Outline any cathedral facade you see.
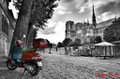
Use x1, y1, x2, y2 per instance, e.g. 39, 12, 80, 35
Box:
65, 5, 115, 44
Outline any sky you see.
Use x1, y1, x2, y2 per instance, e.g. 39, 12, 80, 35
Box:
9, 0, 120, 44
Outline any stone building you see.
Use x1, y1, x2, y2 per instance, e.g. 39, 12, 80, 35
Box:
65, 20, 90, 43
65, 5, 115, 44
0, 0, 16, 56
86, 19, 115, 39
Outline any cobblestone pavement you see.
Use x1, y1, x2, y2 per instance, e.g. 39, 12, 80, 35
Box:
0, 53, 120, 79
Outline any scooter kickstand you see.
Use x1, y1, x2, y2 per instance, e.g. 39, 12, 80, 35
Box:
20, 69, 27, 76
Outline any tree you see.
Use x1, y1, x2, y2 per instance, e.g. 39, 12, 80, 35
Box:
9, 0, 33, 56
75, 38, 81, 44
26, 24, 38, 48
13, 0, 58, 48
94, 36, 102, 43
13, 0, 58, 28
63, 38, 72, 46
63, 38, 72, 54
57, 42, 63, 47
104, 17, 120, 42
9, 0, 58, 55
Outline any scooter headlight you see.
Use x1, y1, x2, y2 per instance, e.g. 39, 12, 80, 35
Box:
32, 57, 42, 60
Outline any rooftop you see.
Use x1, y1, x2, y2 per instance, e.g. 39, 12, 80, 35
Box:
96, 19, 115, 29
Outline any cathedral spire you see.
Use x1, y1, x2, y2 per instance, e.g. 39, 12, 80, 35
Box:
114, 12, 117, 20
92, 4, 96, 28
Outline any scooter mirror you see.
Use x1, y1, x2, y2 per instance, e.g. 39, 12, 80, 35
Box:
23, 35, 26, 38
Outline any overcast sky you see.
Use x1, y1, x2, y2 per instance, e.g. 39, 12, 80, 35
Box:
10, 0, 120, 44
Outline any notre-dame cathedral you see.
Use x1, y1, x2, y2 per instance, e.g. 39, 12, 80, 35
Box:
65, 5, 115, 44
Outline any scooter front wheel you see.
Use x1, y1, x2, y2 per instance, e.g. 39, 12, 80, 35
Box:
6, 61, 17, 70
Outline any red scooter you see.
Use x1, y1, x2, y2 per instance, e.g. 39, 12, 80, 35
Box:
6, 38, 48, 76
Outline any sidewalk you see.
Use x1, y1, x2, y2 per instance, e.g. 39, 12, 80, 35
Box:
0, 55, 8, 62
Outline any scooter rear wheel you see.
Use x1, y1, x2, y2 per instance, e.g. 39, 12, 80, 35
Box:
6, 61, 17, 70
29, 63, 40, 76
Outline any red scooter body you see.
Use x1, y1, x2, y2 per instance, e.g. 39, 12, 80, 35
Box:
8, 50, 41, 67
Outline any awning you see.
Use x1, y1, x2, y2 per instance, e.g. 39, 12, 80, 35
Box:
94, 41, 114, 46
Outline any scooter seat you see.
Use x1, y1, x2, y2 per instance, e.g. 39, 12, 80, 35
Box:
12, 59, 21, 64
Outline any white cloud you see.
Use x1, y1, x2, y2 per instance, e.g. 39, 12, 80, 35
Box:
57, 10, 66, 15
46, 21, 57, 27
38, 21, 57, 35
97, 12, 115, 21
55, 4, 72, 15
78, 6, 86, 13
37, 21, 65, 44
57, 10, 72, 15
76, 0, 120, 13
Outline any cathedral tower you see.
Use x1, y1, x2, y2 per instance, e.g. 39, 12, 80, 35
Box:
65, 21, 75, 39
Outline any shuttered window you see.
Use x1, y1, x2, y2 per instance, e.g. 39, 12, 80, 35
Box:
2, 15, 9, 35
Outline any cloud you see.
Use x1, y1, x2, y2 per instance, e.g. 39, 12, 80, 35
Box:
55, 2, 72, 15
97, 1, 120, 15
57, 10, 72, 15
78, 6, 86, 13
62, 0, 74, 3
97, 11, 115, 22
38, 27, 56, 35
75, 0, 120, 14
37, 21, 65, 44
38, 21, 57, 35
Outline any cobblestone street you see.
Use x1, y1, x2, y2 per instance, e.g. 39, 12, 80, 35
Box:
0, 51, 120, 79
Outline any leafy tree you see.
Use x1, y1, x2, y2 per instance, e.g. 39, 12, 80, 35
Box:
13, 0, 58, 27
89, 36, 102, 44
89, 36, 95, 44
57, 42, 63, 47
94, 36, 102, 43
13, 0, 58, 46
9, 0, 58, 55
63, 38, 72, 54
26, 24, 38, 48
63, 38, 72, 46
104, 17, 120, 42
75, 38, 81, 44
9, 0, 33, 56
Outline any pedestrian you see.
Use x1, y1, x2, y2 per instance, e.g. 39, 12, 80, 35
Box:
56, 46, 58, 51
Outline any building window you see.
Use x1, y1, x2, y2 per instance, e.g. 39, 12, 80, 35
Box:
96, 30, 99, 34
2, 15, 9, 35
94, 30, 96, 34
99, 29, 102, 33
119, 37, 120, 40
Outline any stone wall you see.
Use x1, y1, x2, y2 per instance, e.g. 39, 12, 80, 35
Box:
0, 1, 15, 56
0, 32, 8, 55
